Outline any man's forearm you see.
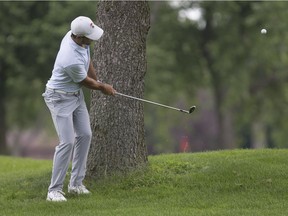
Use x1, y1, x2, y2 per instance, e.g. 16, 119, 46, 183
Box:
81, 76, 104, 90
80, 76, 116, 95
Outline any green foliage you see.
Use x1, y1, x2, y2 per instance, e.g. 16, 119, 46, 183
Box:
146, 1, 288, 152
0, 1, 97, 129
2, 1, 288, 153
2, 149, 288, 215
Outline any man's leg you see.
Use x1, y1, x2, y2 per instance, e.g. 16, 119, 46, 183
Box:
70, 94, 92, 187
43, 90, 78, 193
48, 113, 75, 192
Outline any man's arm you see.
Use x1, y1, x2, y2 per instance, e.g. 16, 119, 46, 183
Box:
88, 60, 97, 80
80, 76, 116, 95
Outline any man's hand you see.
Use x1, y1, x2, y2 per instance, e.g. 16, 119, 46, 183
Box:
80, 76, 116, 95
101, 83, 116, 95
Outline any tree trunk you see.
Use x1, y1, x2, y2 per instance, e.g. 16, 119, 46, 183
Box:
87, 1, 150, 179
200, 4, 236, 149
0, 64, 8, 155
251, 121, 267, 149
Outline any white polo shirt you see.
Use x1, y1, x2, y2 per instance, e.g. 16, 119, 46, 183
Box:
46, 30, 90, 92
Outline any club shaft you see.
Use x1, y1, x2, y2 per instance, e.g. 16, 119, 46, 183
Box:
116, 92, 189, 113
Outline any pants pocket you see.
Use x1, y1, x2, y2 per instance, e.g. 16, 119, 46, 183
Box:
43, 91, 62, 107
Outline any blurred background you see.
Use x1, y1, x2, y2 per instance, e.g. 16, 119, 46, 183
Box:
1, 1, 288, 159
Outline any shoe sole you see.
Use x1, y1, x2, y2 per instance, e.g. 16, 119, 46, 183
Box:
46, 197, 67, 202
68, 188, 91, 195
68, 190, 91, 195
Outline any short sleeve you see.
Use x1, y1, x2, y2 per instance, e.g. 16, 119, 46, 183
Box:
65, 64, 87, 83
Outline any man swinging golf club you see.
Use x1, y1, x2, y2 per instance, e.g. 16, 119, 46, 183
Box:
43, 16, 116, 202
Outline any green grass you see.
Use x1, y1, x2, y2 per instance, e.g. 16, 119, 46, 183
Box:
1, 149, 288, 215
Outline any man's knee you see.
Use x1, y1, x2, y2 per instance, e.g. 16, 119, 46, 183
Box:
56, 140, 74, 152
78, 129, 92, 142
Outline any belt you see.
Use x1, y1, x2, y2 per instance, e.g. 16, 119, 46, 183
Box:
46, 87, 80, 95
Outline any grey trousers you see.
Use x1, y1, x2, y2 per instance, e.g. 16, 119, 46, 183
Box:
43, 88, 92, 192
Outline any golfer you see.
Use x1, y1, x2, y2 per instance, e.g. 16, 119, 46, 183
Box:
43, 16, 116, 202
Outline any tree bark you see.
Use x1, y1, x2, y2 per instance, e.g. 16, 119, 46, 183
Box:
87, 1, 150, 179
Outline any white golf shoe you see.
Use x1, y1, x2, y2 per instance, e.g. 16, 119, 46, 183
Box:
46, 190, 67, 202
68, 185, 91, 194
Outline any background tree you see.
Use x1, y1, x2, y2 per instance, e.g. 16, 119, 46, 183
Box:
2, 1, 288, 158
87, 1, 150, 178
146, 1, 288, 152
0, 2, 96, 155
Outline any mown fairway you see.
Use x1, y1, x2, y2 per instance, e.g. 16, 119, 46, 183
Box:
1, 149, 288, 216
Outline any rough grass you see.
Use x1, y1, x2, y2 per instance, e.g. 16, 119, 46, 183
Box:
1, 149, 288, 215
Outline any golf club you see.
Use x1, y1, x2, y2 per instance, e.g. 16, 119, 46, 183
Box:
116, 92, 196, 114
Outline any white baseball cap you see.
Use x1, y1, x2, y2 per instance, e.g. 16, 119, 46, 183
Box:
71, 16, 104, 41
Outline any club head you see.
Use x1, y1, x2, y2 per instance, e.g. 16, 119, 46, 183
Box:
189, 106, 196, 114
